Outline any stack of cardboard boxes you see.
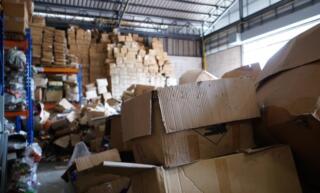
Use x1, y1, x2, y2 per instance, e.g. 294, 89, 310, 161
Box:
89, 44, 107, 82
105, 34, 174, 99
67, 27, 91, 85
54, 29, 67, 66
63, 78, 303, 193
30, 16, 46, 65
42, 27, 55, 65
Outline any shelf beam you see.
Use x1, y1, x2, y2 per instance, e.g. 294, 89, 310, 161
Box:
36, 67, 79, 74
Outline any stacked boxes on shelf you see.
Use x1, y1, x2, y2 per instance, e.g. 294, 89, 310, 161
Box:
30, 16, 45, 65
41, 27, 54, 65
67, 27, 91, 85
54, 29, 67, 66
64, 74, 80, 102
45, 76, 64, 102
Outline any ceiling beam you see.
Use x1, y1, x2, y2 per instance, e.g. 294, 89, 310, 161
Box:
166, 0, 228, 8
34, 9, 197, 28
118, 0, 130, 27
98, 0, 211, 15
34, 1, 208, 23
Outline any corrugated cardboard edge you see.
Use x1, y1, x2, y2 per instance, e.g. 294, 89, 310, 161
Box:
121, 92, 152, 142
102, 161, 157, 176
157, 79, 260, 134
257, 24, 320, 87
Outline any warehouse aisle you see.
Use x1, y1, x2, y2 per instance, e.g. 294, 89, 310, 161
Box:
37, 162, 73, 193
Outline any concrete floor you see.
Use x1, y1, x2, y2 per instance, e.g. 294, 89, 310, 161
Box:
37, 162, 73, 193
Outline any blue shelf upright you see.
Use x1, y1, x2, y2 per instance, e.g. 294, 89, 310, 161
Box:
77, 64, 83, 103
25, 29, 33, 144
0, 13, 8, 193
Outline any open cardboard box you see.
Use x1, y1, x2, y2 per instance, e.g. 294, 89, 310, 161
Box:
97, 145, 302, 193
62, 149, 122, 193
122, 78, 260, 167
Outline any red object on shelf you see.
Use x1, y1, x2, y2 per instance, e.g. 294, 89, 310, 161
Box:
4, 40, 28, 51
5, 111, 29, 118
37, 67, 79, 74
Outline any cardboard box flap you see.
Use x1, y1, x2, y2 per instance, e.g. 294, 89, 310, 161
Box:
257, 24, 320, 87
74, 149, 121, 172
122, 92, 152, 142
102, 161, 157, 176
179, 69, 217, 85
222, 63, 261, 79
62, 149, 121, 181
157, 79, 260, 134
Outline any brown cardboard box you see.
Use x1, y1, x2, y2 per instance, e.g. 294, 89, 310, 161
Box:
222, 63, 261, 79
45, 89, 63, 102
100, 146, 302, 193
122, 78, 260, 167
109, 115, 132, 152
3, 1, 28, 34
179, 69, 217, 85
31, 15, 46, 26
62, 149, 122, 193
4, 0, 33, 20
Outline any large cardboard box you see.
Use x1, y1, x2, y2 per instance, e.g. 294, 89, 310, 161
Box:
255, 24, 320, 185
62, 149, 122, 193
3, 1, 29, 34
4, 0, 33, 20
122, 78, 260, 167
99, 146, 302, 193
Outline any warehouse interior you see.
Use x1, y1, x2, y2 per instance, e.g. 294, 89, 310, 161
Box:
0, 0, 320, 193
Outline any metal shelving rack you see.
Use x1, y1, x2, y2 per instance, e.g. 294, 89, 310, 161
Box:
4, 30, 34, 144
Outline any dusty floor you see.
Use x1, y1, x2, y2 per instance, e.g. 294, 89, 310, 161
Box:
37, 162, 73, 193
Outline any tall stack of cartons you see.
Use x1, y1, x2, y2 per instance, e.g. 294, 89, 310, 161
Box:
54, 29, 67, 66
151, 38, 174, 76
105, 34, 173, 99
67, 27, 91, 85
30, 16, 45, 65
89, 43, 107, 82
41, 27, 55, 65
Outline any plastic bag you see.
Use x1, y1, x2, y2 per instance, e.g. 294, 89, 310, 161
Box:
7, 48, 26, 69
67, 142, 91, 167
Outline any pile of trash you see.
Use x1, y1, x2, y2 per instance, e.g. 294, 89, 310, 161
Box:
5, 48, 30, 111
7, 143, 42, 193
35, 79, 120, 162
